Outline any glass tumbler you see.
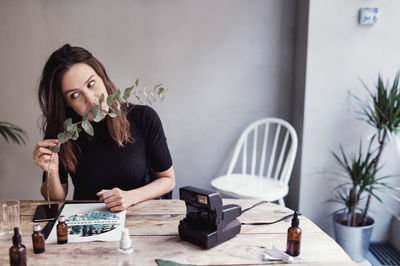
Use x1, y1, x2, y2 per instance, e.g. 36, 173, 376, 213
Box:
0, 199, 20, 241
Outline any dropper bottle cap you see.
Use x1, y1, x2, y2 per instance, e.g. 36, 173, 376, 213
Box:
12, 227, 21, 246
33, 224, 41, 232
58, 215, 65, 222
291, 211, 299, 227
119, 228, 133, 254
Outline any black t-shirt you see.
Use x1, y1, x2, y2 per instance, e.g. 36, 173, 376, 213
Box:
44, 105, 172, 200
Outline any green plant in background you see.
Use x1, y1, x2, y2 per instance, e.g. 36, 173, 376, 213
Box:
350, 72, 400, 224
0, 121, 26, 145
332, 72, 400, 226
330, 138, 391, 226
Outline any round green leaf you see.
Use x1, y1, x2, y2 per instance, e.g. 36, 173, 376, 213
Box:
93, 111, 106, 122
107, 94, 114, 107
123, 86, 134, 101
89, 105, 98, 119
83, 111, 89, 122
48, 145, 60, 153
63, 118, 72, 130
57, 132, 70, 144
82, 120, 94, 136
71, 129, 79, 141
114, 89, 121, 99
99, 93, 105, 106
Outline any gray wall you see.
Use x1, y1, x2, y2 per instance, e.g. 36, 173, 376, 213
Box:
299, 0, 400, 241
0, 1, 296, 203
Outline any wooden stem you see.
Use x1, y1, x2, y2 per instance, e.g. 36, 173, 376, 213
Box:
361, 130, 386, 225
46, 152, 54, 208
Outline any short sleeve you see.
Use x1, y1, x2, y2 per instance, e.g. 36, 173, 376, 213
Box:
41, 162, 68, 184
141, 106, 173, 172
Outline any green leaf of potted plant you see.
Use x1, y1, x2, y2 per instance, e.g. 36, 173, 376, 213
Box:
0, 122, 26, 145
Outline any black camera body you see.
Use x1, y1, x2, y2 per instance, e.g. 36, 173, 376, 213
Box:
178, 186, 241, 249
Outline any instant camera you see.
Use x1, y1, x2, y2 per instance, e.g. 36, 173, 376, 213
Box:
178, 186, 241, 249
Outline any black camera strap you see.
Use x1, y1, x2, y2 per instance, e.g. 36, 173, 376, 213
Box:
240, 200, 301, 226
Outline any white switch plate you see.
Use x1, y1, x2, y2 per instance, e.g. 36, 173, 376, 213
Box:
359, 7, 379, 25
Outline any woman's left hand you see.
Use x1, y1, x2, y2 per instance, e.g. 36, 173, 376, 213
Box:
96, 188, 134, 212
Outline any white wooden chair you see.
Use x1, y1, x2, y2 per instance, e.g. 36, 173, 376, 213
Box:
211, 118, 298, 206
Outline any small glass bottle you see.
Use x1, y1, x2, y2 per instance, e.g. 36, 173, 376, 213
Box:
57, 215, 68, 244
286, 211, 301, 257
32, 224, 45, 254
9, 227, 27, 266
116, 228, 135, 266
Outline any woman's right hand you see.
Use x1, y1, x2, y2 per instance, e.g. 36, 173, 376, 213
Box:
33, 139, 60, 175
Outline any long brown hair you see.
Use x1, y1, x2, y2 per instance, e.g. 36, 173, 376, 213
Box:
38, 44, 132, 173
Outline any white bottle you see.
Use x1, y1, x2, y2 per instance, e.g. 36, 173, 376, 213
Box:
116, 228, 135, 266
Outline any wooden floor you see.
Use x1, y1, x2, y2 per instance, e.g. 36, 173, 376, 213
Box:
0, 199, 355, 265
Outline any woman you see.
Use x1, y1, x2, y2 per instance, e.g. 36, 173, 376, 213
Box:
32, 44, 175, 212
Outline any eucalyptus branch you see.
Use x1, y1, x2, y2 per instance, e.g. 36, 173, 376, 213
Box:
48, 79, 166, 153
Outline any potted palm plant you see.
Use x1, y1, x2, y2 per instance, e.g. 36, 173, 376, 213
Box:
331, 72, 400, 262
331, 138, 390, 262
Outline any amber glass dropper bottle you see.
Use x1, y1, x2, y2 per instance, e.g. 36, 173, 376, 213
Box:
57, 215, 68, 244
9, 227, 27, 266
32, 224, 45, 254
286, 211, 301, 257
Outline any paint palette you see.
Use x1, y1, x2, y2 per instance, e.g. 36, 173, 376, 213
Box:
66, 211, 121, 237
